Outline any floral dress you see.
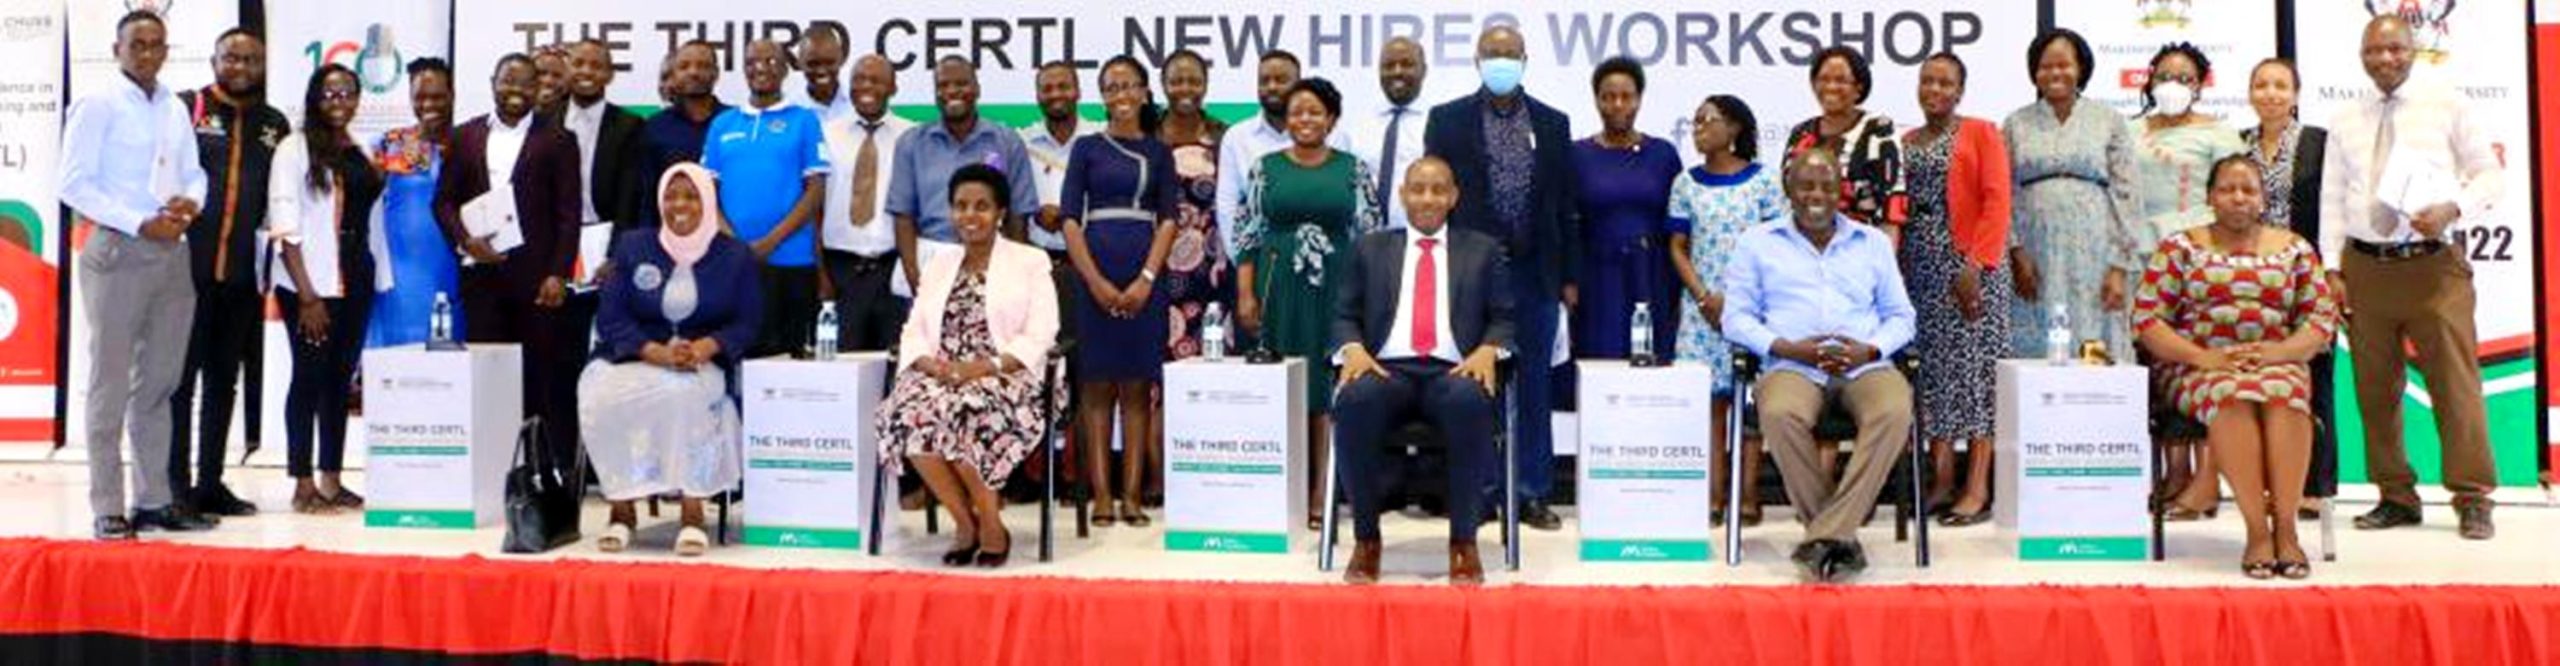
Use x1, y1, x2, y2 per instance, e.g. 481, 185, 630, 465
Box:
1902, 129, 2013, 441
2003, 99, 2142, 360
877, 273, 1056, 490
2132, 231, 2339, 425
1666, 162, 1786, 394
1785, 112, 1908, 227
1237, 150, 1379, 409
1159, 120, 1231, 360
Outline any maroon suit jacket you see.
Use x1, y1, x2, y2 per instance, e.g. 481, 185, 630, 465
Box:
434, 114, 583, 298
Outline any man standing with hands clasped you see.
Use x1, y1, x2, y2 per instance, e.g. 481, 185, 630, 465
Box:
171, 26, 288, 518
61, 10, 217, 539
2320, 15, 2505, 539
1722, 147, 1917, 582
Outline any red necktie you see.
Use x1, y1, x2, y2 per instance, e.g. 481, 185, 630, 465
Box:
1413, 238, 1439, 357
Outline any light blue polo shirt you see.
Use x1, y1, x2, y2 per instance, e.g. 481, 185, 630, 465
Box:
704, 101, 831, 267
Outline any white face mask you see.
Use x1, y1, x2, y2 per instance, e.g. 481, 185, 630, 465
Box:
2153, 81, 2197, 116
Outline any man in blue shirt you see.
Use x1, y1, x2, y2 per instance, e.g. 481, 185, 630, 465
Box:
635, 40, 726, 230
886, 55, 1041, 293
704, 39, 830, 358
1720, 147, 1916, 583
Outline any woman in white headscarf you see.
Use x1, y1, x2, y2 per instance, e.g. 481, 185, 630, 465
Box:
579, 163, 762, 556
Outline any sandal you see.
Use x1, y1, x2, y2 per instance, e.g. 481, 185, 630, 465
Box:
1091, 503, 1118, 528
675, 525, 711, 557
1122, 507, 1152, 528
596, 522, 634, 553
2161, 501, 2218, 522
1937, 507, 1993, 527
291, 486, 334, 515
2242, 560, 2277, 580
323, 488, 366, 511
2276, 560, 2312, 580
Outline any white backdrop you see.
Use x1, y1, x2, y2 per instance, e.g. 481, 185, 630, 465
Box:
264, 0, 451, 137
67, 0, 236, 98
2056, 0, 2279, 119
454, 1, 2038, 161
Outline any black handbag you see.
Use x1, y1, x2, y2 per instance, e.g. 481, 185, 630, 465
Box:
501, 417, 584, 553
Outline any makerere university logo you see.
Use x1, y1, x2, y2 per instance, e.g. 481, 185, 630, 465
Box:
2372, 0, 2459, 64
2136, 0, 2192, 29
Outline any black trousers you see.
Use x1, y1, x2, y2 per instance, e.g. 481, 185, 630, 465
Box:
820, 250, 904, 352
460, 269, 575, 474
279, 288, 371, 477
757, 264, 819, 358
556, 289, 600, 474
1332, 358, 1497, 542
169, 280, 263, 497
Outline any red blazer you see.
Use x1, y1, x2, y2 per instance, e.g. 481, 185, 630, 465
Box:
434, 114, 583, 297
1910, 117, 2012, 269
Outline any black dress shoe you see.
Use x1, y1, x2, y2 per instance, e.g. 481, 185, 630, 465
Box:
1830, 541, 1870, 579
94, 516, 134, 540
2455, 496, 2495, 540
132, 507, 217, 532
1790, 539, 1837, 580
1517, 501, 1563, 531
2353, 501, 2423, 530
195, 486, 259, 517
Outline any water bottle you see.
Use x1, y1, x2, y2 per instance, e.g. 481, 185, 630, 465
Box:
428, 291, 453, 348
1629, 302, 1658, 367
2046, 303, 2073, 366
813, 302, 840, 361
1201, 302, 1228, 361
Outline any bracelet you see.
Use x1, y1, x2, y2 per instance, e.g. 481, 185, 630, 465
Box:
1139, 269, 1157, 282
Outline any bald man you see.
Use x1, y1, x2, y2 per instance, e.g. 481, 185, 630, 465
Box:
1353, 36, 1431, 231
819, 54, 912, 352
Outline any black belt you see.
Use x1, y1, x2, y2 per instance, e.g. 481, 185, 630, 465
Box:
2347, 239, 2446, 262
825, 250, 897, 274
2020, 173, 2108, 189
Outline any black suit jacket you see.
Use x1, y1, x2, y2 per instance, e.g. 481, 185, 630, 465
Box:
2287, 126, 2327, 251
1422, 90, 1579, 293
1333, 227, 1515, 360
588, 103, 651, 232
435, 114, 583, 298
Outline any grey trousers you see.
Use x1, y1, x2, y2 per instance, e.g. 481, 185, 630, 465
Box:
79, 230, 196, 517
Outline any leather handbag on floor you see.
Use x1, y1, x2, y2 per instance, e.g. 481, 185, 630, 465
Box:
502, 416, 584, 553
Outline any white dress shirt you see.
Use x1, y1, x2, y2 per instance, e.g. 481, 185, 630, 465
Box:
2318, 78, 2504, 270
485, 113, 532, 187
1351, 104, 1427, 230
821, 112, 912, 257
1376, 227, 1461, 364
1021, 118, 1098, 251
564, 98, 608, 224
1215, 114, 1352, 261
265, 135, 394, 298
57, 76, 208, 237
791, 86, 856, 125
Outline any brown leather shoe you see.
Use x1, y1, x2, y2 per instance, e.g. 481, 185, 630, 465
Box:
1448, 541, 1485, 586
1344, 540, 1382, 584
2456, 495, 2496, 540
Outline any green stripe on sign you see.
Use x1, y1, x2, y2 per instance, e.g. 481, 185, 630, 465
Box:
370, 446, 468, 456
748, 459, 859, 471
1171, 462, 1284, 474
1580, 539, 1712, 562
1589, 469, 1710, 480
2019, 536, 2148, 561
2023, 467, 2145, 477
365, 509, 476, 529
743, 526, 863, 550
1165, 530, 1288, 553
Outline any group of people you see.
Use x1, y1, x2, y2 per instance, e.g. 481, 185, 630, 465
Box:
65, 9, 2501, 583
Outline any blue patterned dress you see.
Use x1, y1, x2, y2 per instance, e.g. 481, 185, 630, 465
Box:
1666, 162, 1786, 394
2002, 99, 2142, 360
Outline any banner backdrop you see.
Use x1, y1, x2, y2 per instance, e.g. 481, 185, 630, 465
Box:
2538, 0, 2559, 483
264, 0, 452, 138
0, 0, 62, 444
453, 0, 2039, 161
66, 0, 236, 98
2299, 0, 2540, 487
2055, 0, 2278, 118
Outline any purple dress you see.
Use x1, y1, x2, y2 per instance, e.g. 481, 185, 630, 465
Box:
1569, 136, 1683, 359
1061, 134, 1178, 382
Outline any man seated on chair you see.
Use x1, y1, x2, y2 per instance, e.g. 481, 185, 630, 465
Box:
1332, 156, 1514, 586
1721, 146, 1917, 583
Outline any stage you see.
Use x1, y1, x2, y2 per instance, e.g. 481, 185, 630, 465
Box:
1, 461, 2556, 663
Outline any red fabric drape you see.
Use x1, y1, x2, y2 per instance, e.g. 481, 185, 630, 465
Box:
1, 538, 2554, 665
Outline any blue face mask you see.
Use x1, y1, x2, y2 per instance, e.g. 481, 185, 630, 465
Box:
1479, 58, 1526, 96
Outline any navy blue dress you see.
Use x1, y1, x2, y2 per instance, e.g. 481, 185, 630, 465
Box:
1569, 136, 1683, 359
1062, 134, 1178, 382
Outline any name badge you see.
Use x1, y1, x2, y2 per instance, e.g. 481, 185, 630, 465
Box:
632, 264, 664, 291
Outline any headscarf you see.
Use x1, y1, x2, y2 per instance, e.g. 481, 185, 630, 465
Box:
656, 163, 723, 266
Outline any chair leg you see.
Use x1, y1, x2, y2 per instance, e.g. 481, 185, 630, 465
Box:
867, 462, 887, 556
1041, 414, 1058, 563
1724, 382, 1747, 567
925, 495, 940, 534
648, 496, 661, 518
1501, 386, 1520, 572
1318, 419, 1341, 572
2151, 442, 2168, 562
2318, 495, 2336, 563
1911, 428, 1929, 568
716, 489, 732, 546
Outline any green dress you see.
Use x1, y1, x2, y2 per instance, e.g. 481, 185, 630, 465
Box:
1237, 150, 1380, 409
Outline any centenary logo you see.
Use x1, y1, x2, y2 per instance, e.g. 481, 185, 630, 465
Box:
304, 24, 407, 95
2371, 0, 2459, 64
123, 0, 175, 17
2135, 0, 2192, 29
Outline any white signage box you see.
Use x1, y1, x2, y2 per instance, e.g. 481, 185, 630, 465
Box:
1575, 360, 1718, 562
362, 344, 523, 529
743, 353, 890, 551
1996, 360, 2153, 561
1162, 358, 1306, 554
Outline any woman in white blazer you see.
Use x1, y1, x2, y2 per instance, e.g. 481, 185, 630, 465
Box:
266, 65, 393, 514
876, 164, 1060, 568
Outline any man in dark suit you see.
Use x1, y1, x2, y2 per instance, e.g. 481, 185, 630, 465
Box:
434, 53, 583, 473
558, 38, 649, 474
1420, 24, 1576, 531
1331, 157, 1514, 586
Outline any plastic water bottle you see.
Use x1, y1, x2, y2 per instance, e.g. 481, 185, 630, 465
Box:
429, 291, 453, 346
814, 302, 839, 361
1629, 302, 1658, 366
1201, 302, 1228, 361
2046, 303, 2073, 366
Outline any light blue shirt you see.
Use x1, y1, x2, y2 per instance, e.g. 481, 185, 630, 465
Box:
885, 119, 1042, 243
58, 76, 208, 237
703, 100, 831, 268
1720, 215, 1915, 382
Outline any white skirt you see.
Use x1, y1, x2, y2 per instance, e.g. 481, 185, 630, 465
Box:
576, 359, 741, 501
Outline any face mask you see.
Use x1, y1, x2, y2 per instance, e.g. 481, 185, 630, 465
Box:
2152, 81, 2197, 116
1479, 58, 1526, 96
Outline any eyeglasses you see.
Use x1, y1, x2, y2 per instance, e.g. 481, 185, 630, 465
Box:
321, 88, 359, 102
1100, 81, 1144, 95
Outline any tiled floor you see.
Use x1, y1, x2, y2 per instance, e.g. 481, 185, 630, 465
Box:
1, 459, 2550, 588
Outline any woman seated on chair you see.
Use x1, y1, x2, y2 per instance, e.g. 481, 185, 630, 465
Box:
877, 163, 1063, 568
579, 163, 762, 557
2132, 155, 2337, 580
